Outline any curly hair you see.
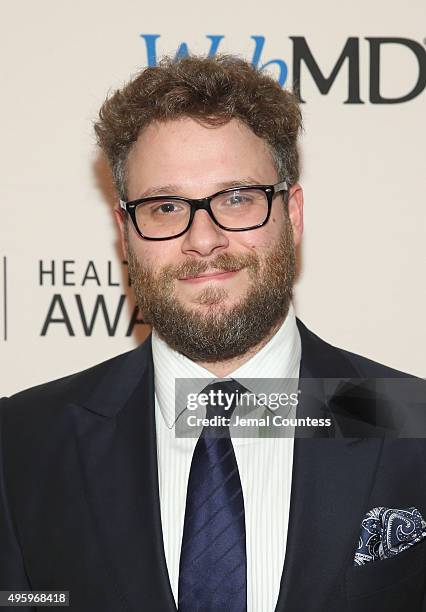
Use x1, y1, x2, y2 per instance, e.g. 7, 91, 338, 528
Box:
94, 54, 302, 200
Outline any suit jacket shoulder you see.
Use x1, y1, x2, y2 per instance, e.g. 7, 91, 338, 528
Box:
1, 337, 153, 436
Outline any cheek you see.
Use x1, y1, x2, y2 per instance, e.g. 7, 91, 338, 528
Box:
241, 240, 269, 253
245, 221, 283, 251
128, 232, 180, 266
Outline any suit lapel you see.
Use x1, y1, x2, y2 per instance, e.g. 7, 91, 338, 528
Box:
69, 338, 177, 612
274, 321, 384, 611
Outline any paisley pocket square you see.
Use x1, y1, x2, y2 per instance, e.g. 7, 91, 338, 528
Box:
354, 506, 426, 566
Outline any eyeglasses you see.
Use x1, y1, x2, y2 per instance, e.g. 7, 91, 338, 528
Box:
119, 181, 288, 241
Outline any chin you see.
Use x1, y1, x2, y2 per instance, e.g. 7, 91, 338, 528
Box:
176, 279, 251, 311
187, 298, 230, 310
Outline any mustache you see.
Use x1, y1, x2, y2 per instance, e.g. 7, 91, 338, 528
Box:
161, 252, 260, 281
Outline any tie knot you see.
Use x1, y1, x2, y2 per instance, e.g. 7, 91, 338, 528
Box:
202, 379, 245, 422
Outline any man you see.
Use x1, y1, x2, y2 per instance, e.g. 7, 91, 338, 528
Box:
1, 55, 425, 612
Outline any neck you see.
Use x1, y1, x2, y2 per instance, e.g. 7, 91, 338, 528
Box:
195, 314, 286, 377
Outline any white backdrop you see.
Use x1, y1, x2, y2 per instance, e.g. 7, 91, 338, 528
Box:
1, 0, 425, 396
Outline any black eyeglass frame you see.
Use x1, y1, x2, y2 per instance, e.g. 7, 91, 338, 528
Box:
119, 181, 289, 241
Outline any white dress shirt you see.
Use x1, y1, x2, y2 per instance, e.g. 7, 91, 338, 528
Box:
153, 303, 301, 612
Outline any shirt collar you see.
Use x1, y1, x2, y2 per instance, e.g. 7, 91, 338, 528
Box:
152, 303, 301, 430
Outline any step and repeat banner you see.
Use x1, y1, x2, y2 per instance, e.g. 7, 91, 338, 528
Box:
1, 1, 425, 395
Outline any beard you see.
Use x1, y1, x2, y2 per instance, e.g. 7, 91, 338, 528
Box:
127, 217, 296, 362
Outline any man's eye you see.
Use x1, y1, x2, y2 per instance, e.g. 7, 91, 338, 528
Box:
151, 201, 183, 214
224, 194, 251, 206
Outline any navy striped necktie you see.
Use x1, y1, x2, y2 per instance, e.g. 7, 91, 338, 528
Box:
178, 380, 247, 611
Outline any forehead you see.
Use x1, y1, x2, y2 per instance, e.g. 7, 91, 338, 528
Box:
125, 117, 277, 199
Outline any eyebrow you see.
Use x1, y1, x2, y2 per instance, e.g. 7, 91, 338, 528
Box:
137, 177, 264, 199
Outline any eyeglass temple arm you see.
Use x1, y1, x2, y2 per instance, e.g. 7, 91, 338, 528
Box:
273, 181, 288, 194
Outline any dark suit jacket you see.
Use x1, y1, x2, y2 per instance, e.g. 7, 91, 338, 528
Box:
1, 320, 425, 611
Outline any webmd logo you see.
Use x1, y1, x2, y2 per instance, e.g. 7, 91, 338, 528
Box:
140, 34, 426, 104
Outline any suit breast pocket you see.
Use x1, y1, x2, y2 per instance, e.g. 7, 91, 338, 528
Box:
345, 539, 426, 612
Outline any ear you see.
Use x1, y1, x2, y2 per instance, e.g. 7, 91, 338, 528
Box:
287, 183, 304, 246
114, 203, 128, 261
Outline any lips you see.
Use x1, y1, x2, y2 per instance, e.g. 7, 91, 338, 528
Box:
179, 268, 241, 281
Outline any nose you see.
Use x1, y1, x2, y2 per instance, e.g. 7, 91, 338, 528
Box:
181, 209, 229, 257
